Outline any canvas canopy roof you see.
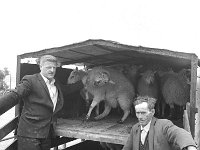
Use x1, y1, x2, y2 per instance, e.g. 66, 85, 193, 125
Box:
18, 39, 200, 69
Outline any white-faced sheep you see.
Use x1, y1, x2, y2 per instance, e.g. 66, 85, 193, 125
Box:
68, 66, 135, 123
159, 68, 190, 119
67, 68, 100, 115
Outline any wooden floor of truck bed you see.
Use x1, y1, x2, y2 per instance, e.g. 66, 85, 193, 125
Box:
55, 116, 138, 145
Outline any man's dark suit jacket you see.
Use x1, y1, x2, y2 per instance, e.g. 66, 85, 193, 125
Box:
122, 117, 196, 150
6, 73, 83, 138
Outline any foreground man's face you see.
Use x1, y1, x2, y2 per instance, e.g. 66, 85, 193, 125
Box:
40, 61, 57, 80
135, 102, 154, 127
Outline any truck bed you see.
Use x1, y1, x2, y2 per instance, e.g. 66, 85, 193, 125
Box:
55, 116, 137, 145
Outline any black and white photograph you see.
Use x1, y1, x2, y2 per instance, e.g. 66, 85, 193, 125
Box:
0, 1, 200, 150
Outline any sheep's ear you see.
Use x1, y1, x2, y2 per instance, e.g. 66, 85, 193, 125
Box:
83, 65, 89, 72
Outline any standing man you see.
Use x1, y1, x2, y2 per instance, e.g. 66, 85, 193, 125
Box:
0, 55, 85, 150
122, 96, 197, 150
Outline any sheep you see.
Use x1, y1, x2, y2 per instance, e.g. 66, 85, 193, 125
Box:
68, 66, 135, 123
87, 66, 136, 123
67, 68, 100, 115
158, 68, 190, 119
123, 64, 142, 89
136, 69, 160, 116
137, 69, 159, 99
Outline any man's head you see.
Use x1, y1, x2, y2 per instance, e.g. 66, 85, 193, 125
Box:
133, 96, 156, 127
39, 55, 58, 80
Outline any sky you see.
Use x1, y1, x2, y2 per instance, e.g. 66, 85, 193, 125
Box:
0, 0, 200, 75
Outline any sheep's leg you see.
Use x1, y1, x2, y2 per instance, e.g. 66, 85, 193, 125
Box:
117, 97, 131, 123
168, 103, 175, 119
118, 109, 130, 124
85, 90, 89, 100
94, 102, 111, 120
85, 91, 91, 112
161, 101, 166, 118
85, 100, 98, 120
95, 104, 100, 115
85, 91, 100, 115
154, 99, 161, 118
80, 89, 90, 113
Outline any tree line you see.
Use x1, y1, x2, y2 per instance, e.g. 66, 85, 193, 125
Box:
0, 67, 10, 96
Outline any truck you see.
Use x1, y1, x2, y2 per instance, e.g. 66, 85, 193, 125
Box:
0, 39, 200, 149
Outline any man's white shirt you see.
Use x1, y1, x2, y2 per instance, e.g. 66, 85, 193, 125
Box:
41, 74, 58, 111
140, 120, 151, 144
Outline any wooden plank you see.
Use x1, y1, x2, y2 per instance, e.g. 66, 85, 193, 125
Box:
15, 55, 21, 117
195, 75, 200, 148
5, 138, 17, 150
0, 116, 18, 140
55, 116, 136, 145
189, 54, 198, 137
0, 93, 18, 116
51, 137, 76, 148
183, 103, 191, 133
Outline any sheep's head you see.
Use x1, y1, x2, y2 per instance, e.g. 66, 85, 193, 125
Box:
141, 70, 156, 84
87, 68, 115, 87
93, 71, 110, 86
178, 68, 191, 85
67, 67, 87, 84
124, 64, 142, 76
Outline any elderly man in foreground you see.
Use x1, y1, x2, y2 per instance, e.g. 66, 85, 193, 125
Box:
122, 96, 197, 150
